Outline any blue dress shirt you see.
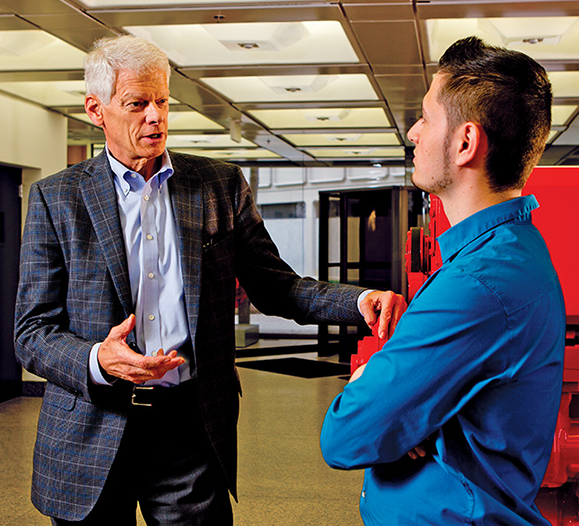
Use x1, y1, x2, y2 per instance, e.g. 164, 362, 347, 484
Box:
89, 147, 191, 386
320, 196, 565, 525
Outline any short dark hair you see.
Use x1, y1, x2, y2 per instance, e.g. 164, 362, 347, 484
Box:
437, 36, 552, 192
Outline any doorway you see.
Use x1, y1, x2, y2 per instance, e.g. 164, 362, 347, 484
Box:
0, 165, 22, 402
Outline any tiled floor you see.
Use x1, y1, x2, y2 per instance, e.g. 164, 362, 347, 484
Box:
0, 351, 364, 525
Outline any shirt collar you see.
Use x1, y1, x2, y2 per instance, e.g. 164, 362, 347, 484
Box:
437, 195, 539, 264
106, 144, 174, 197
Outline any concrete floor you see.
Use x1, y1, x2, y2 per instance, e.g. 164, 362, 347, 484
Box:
0, 352, 364, 525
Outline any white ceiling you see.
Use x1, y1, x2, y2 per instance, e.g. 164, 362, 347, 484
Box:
0, 0, 578, 166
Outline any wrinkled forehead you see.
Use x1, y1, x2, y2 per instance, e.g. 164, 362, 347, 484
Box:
112, 69, 169, 97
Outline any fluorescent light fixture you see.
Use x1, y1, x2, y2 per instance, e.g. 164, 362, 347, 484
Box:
69, 112, 93, 125
249, 107, 391, 129
125, 21, 359, 66
0, 30, 85, 70
81, 0, 298, 5
547, 130, 559, 143
426, 17, 579, 61
169, 148, 280, 159
0, 31, 54, 56
0, 81, 86, 106
552, 105, 577, 126
548, 72, 579, 99
477, 18, 578, 47
0, 80, 187, 111
201, 74, 377, 103
69, 110, 222, 130
305, 147, 405, 159
165, 134, 255, 148
167, 112, 224, 131
259, 75, 335, 93
282, 132, 400, 147
204, 22, 309, 52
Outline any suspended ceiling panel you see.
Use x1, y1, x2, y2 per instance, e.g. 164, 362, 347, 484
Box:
200, 74, 378, 103
281, 133, 400, 147
126, 21, 360, 66
0, 0, 574, 165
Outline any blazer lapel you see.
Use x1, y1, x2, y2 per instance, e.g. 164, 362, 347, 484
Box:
79, 152, 133, 317
168, 154, 203, 343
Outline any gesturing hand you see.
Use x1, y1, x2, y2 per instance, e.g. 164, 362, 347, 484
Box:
359, 290, 407, 340
98, 314, 185, 384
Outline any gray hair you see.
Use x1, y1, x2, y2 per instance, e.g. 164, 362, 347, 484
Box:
84, 35, 171, 104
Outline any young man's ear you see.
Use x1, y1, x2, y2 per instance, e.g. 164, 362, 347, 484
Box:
84, 95, 105, 127
455, 121, 486, 167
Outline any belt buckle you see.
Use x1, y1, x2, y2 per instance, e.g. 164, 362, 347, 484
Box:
131, 385, 155, 407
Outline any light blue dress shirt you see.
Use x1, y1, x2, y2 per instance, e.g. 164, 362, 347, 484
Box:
320, 196, 566, 525
89, 147, 191, 386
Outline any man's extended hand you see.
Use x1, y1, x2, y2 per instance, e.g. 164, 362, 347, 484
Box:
408, 444, 428, 460
359, 290, 407, 340
408, 435, 434, 459
98, 314, 185, 384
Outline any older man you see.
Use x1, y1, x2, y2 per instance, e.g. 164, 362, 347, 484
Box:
14, 35, 404, 524
321, 36, 565, 525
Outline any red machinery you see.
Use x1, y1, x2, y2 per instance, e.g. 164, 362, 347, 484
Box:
349, 195, 448, 374
525, 167, 579, 526
350, 167, 579, 525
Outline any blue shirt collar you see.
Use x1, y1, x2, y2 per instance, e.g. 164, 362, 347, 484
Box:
106, 144, 174, 196
437, 195, 539, 264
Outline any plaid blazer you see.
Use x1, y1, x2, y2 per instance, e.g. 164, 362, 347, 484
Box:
14, 151, 365, 520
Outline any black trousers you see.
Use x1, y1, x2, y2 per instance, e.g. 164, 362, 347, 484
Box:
52, 382, 233, 525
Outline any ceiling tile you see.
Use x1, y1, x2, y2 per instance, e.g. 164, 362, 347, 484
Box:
200, 74, 378, 103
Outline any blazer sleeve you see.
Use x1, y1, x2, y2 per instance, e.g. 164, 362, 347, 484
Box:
14, 181, 95, 399
231, 165, 365, 326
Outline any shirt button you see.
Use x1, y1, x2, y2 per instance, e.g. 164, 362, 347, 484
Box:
148, 314, 155, 321
148, 272, 155, 279
144, 195, 150, 202
146, 234, 154, 240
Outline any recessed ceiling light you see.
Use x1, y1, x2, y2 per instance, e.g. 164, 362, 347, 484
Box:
201, 74, 377, 103
125, 21, 359, 66
552, 105, 577, 126
204, 22, 309, 52
282, 132, 400, 147
426, 17, 579, 61
304, 147, 405, 159
249, 107, 391, 129
169, 148, 280, 160
549, 72, 579, 99
0, 30, 85, 70
165, 134, 255, 148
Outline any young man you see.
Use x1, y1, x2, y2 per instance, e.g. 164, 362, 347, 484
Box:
14, 35, 405, 524
320, 36, 565, 525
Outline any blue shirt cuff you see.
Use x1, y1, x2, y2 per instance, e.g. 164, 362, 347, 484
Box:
357, 289, 375, 314
89, 342, 115, 386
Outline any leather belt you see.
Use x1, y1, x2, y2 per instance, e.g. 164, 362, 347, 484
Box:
131, 379, 195, 408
